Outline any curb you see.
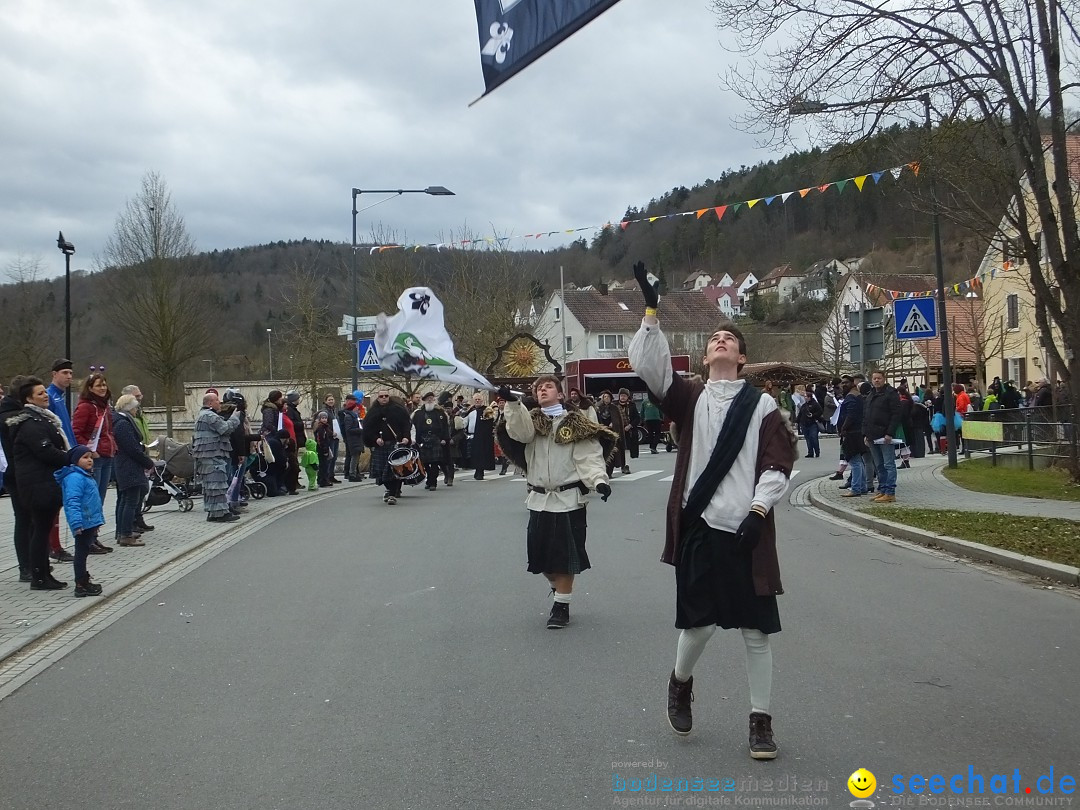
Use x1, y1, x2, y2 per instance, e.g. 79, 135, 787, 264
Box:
0, 483, 363, 665
803, 482, 1080, 587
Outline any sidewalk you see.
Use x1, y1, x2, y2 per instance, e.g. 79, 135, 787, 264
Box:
803, 453, 1080, 585
0, 481, 363, 663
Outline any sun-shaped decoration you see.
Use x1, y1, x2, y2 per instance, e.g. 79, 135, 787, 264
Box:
501, 337, 543, 377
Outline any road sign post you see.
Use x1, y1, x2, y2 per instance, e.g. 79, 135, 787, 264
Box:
894, 299, 938, 341
357, 339, 381, 372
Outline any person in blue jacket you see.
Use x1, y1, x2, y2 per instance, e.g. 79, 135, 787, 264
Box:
55, 445, 105, 597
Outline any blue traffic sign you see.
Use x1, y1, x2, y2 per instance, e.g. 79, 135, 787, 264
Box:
894, 298, 937, 341
357, 339, 381, 371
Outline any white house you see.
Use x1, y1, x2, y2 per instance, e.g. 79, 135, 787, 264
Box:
534, 288, 723, 363
701, 284, 742, 318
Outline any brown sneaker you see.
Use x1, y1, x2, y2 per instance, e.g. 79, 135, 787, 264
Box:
666, 671, 693, 735
117, 535, 145, 547
873, 494, 896, 503
749, 712, 777, 759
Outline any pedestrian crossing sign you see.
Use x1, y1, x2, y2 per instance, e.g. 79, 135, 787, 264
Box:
893, 298, 937, 340
357, 339, 381, 371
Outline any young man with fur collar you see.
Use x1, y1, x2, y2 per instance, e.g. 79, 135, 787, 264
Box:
498, 376, 617, 630
627, 261, 797, 761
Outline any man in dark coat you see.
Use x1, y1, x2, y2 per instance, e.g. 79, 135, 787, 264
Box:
616, 388, 640, 473
463, 393, 496, 480
863, 370, 901, 502
594, 391, 624, 476
441, 391, 463, 486
412, 391, 451, 490
1, 376, 34, 582
258, 390, 288, 496
362, 390, 412, 505
838, 378, 868, 496
339, 393, 365, 481
628, 261, 796, 762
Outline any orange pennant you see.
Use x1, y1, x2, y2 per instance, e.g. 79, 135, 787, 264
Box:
909, 162, 921, 176
799, 188, 812, 198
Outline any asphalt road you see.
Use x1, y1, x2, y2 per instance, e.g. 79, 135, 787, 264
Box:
1, 441, 1078, 810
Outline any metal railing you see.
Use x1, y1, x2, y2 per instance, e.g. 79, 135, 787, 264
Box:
961, 406, 1077, 470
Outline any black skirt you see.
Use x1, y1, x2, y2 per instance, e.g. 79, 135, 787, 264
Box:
675, 519, 781, 633
526, 507, 590, 575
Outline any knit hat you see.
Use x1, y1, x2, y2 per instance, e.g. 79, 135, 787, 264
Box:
618, 388, 631, 397
67, 444, 92, 466
52, 358, 73, 372
285, 391, 301, 405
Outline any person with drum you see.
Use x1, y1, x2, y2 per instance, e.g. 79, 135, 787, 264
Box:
497, 376, 617, 630
362, 390, 412, 505
411, 391, 450, 491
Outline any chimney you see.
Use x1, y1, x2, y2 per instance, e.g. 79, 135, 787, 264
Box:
598, 282, 609, 295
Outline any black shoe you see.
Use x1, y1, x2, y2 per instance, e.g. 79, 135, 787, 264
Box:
900, 460, 910, 469
385, 495, 397, 505
135, 522, 155, 532
31, 571, 67, 590
88, 544, 109, 555
330, 477, 342, 484
207, 512, 240, 523
838, 481, 851, 490
667, 671, 694, 735
621, 465, 631, 475
74, 577, 103, 597
650, 448, 658, 454
805, 453, 815, 458
828, 472, 844, 480
425, 485, 436, 491
93, 541, 114, 553
50, 549, 75, 563
749, 712, 778, 760
18, 569, 31, 583
445, 480, 453, 487
546, 601, 569, 629
474, 474, 484, 480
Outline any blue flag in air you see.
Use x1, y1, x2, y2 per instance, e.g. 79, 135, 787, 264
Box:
473, 0, 624, 98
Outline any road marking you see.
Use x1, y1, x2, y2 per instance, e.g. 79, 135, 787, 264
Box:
614, 470, 663, 482
659, 475, 674, 482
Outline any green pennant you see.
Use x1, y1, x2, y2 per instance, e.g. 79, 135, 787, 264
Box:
836, 179, 849, 193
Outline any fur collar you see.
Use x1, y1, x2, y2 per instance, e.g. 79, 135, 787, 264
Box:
497, 408, 620, 472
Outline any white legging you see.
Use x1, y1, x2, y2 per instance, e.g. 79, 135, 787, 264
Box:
674, 626, 773, 715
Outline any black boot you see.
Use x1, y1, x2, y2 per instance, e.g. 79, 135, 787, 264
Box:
74, 576, 103, 597
749, 712, 778, 760
666, 671, 694, 735
31, 569, 67, 590
546, 601, 569, 629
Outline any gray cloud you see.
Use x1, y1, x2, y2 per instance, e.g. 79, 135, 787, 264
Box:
0, 1, 772, 275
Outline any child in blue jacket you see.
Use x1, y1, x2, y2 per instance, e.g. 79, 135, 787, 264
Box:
55, 444, 105, 597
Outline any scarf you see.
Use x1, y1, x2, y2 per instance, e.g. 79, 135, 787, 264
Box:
541, 404, 565, 417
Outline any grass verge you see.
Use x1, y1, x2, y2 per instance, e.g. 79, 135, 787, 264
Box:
941, 456, 1080, 501
864, 506, 1080, 568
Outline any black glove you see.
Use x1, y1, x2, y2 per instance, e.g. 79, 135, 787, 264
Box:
497, 385, 518, 402
596, 482, 612, 502
735, 510, 766, 553
633, 261, 660, 309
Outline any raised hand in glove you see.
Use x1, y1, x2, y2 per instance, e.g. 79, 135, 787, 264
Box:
734, 510, 766, 553
596, 482, 612, 502
497, 385, 518, 402
633, 261, 661, 309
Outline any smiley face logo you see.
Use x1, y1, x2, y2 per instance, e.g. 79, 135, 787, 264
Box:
848, 768, 877, 798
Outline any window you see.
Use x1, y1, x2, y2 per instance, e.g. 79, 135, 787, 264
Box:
1007, 358, 1023, 385
617, 302, 630, 311
598, 334, 624, 351
554, 306, 561, 322
565, 335, 573, 354
1006, 294, 1019, 330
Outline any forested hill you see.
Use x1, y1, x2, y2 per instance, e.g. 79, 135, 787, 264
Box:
1, 120, 1012, 388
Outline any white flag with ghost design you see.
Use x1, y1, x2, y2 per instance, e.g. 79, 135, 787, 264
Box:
374, 287, 494, 389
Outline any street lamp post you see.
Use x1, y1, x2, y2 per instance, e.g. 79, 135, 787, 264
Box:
266, 328, 274, 380
56, 232, 75, 412
203, 359, 214, 387
350, 185, 455, 390
789, 94, 958, 467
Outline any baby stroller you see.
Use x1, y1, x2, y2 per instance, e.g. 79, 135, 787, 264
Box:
160, 437, 202, 500
233, 450, 268, 501
144, 461, 196, 513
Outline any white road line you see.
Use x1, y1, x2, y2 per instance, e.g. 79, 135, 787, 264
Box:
659, 475, 674, 482
613, 470, 663, 482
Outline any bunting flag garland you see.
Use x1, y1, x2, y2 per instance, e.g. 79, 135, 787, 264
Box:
357, 160, 922, 254
863, 263, 1016, 301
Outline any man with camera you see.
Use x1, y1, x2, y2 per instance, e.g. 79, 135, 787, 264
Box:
193, 390, 243, 523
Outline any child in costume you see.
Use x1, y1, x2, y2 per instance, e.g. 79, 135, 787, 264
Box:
302, 438, 320, 491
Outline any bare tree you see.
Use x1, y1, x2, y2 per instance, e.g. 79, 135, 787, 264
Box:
100, 171, 211, 434
805, 301, 851, 377
277, 261, 351, 406
710, 0, 1080, 404
0, 254, 53, 379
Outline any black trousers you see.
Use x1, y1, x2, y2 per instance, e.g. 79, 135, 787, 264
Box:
8, 487, 31, 574
26, 505, 59, 575
425, 460, 441, 487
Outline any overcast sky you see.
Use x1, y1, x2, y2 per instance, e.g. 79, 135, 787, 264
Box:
0, 1, 779, 277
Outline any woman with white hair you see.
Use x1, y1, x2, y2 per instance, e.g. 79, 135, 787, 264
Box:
112, 394, 155, 547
